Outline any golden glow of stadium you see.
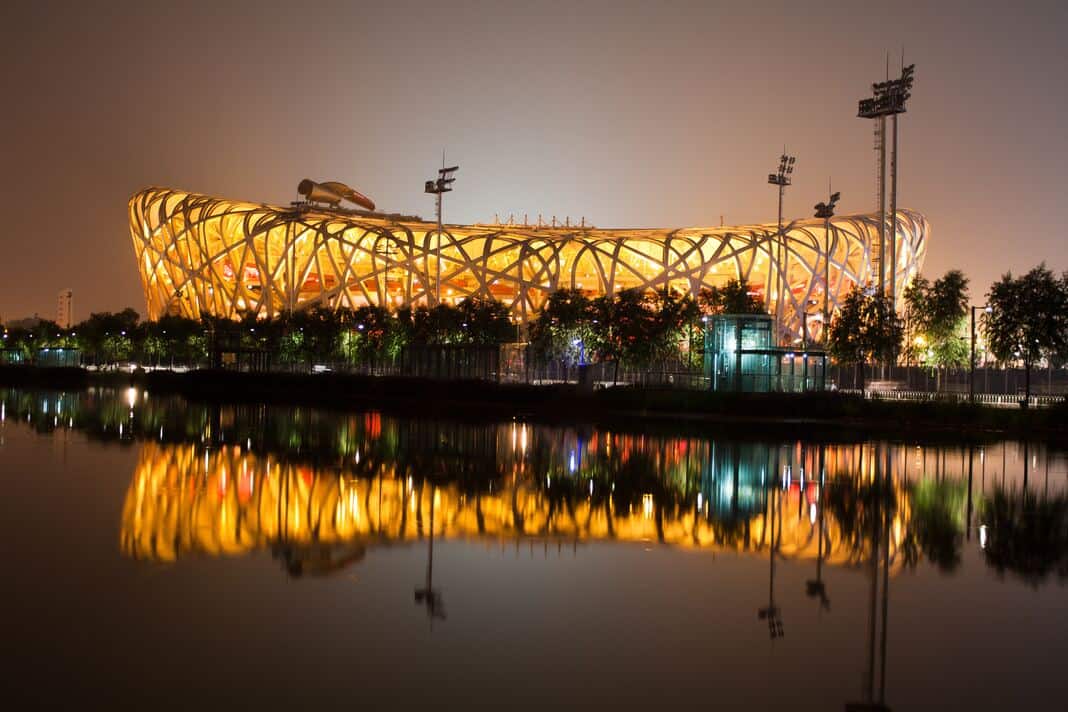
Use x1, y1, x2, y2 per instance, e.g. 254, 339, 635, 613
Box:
121, 440, 909, 571
129, 187, 927, 335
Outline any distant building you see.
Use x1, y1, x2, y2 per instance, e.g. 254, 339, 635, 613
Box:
6, 315, 41, 330
57, 289, 74, 329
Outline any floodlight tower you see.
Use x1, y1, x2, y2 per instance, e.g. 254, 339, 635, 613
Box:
425, 158, 459, 305
858, 63, 915, 307
814, 189, 841, 340
768, 152, 796, 342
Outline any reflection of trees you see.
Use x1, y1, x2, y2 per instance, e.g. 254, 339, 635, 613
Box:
904, 480, 966, 573
979, 488, 1068, 587
823, 475, 896, 566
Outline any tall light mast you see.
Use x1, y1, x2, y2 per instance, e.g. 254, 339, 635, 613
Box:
425, 158, 459, 305
768, 152, 796, 342
858, 63, 915, 307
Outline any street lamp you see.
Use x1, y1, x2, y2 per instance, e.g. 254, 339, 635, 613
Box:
425, 160, 459, 305
814, 189, 841, 340
768, 152, 796, 343
969, 304, 992, 402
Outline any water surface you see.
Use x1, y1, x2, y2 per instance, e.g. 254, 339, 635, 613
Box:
1, 387, 1065, 710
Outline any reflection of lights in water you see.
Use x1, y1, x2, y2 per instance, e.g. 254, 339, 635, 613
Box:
355, 449, 360, 465
697, 492, 703, 510
126, 387, 137, 409
119, 442, 917, 569
520, 424, 528, 454
1, 402, 5, 422
119, 423, 123, 437
979, 525, 988, 549
569, 452, 576, 473
588, 479, 593, 496
809, 503, 817, 524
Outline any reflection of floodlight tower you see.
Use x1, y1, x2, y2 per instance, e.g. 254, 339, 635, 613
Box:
858, 63, 915, 307
757, 480, 784, 640
768, 152, 796, 342
805, 445, 831, 612
414, 484, 446, 623
846, 445, 893, 712
425, 159, 459, 306
814, 189, 841, 341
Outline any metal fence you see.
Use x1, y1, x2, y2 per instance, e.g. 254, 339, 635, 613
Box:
830, 364, 1068, 396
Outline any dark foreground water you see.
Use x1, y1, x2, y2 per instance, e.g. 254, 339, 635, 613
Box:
0, 387, 1066, 711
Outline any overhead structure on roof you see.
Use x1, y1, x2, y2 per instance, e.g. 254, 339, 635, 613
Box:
297, 179, 376, 211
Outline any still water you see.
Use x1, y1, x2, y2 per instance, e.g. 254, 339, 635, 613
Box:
0, 386, 1066, 710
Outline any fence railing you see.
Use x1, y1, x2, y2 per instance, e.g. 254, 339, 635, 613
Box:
840, 388, 1064, 408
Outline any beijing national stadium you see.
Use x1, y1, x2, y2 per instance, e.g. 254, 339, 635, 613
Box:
128, 181, 927, 339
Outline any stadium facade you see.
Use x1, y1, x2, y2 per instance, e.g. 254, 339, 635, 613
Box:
129, 187, 927, 337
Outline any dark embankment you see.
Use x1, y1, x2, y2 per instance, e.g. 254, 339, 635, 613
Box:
2, 365, 1065, 442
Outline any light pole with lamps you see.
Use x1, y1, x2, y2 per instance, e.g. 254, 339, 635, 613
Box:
814, 188, 840, 340
425, 159, 459, 305
768, 152, 796, 343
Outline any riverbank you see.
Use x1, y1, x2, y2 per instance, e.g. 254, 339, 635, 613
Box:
1, 365, 1065, 442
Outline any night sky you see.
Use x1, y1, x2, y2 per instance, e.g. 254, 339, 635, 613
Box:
2, 0, 1066, 322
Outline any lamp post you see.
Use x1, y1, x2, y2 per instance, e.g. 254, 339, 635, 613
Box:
425, 159, 459, 306
969, 304, 992, 403
768, 152, 796, 343
814, 189, 841, 341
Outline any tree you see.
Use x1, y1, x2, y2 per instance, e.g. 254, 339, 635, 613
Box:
650, 289, 701, 367
528, 289, 595, 366
75, 309, 140, 366
983, 264, 1068, 404
698, 279, 765, 315
827, 285, 903, 388
903, 270, 969, 390
457, 297, 514, 345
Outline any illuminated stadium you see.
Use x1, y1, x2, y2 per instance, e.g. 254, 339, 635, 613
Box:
129, 185, 927, 337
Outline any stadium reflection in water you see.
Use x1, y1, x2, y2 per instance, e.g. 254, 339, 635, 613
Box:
5, 387, 1064, 587
2, 387, 1067, 710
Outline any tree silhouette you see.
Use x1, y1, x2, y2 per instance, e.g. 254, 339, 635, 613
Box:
827, 285, 903, 387
903, 270, 969, 390
984, 264, 1068, 404
698, 279, 766, 315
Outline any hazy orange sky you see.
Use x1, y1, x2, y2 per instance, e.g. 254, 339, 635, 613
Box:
2, 0, 1066, 322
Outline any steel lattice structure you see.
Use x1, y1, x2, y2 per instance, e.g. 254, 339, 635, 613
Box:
129, 187, 927, 336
